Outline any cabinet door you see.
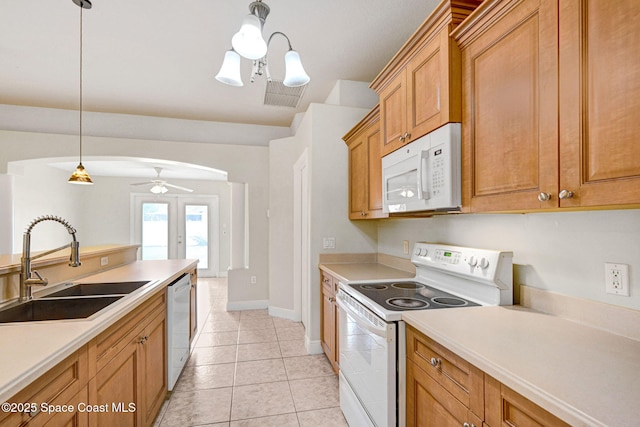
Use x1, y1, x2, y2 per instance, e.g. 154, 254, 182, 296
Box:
559, 0, 640, 207
407, 360, 482, 427
140, 311, 167, 427
93, 339, 142, 426
407, 27, 459, 140
366, 122, 384, 215
321, 286, 336, 367
380, 70, 409, 156
458, 0, 559, 212
348, 135, 369, 219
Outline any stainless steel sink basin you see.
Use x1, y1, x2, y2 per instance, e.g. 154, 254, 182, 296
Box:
45, 281, 150, 298
0, 296, 123, 323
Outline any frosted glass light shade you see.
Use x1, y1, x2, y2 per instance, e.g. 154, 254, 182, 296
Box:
231, 14, 267, 60
150, 184, 168, 194
215, 49, 244, 86
283, 50, 310, 87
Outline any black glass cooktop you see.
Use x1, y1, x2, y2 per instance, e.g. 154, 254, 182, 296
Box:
348, 281, 480, 311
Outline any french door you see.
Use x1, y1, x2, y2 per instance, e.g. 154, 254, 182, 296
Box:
132, 194, 219, 277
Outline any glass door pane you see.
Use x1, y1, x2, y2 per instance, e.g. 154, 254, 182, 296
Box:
184, 204, 208, 268
142, 202, 169, 260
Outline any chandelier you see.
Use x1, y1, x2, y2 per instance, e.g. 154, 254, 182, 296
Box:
215, 1, 310, 88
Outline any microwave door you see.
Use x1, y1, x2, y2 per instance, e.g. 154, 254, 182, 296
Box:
386, 169, 419, 212
417, 149, 430, 200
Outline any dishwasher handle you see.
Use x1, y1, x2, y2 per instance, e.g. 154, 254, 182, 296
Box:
168, 273, 191, 293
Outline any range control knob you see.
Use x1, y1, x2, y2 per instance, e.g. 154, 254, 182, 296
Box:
479, 258, 490, 269
467, 256, 477, 267
414, 247, 421, 256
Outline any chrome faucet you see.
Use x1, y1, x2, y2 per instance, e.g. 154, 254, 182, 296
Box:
20, 215, 82, 302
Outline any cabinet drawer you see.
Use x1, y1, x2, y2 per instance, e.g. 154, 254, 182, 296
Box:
321, 272, 335, 296
94, 291, 166, 372
406, 324, 483, 416
0, 346, 89, 427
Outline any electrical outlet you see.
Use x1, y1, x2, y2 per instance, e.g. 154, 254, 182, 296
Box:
250, 276, 257, 284
403, 240, 409, 254
100, 256, 109, 266
605, 263, 630, 296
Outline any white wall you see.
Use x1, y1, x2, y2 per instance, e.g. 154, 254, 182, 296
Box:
268, 102, 378, 342
0, 129, 269, 306
0, 175, 14, 254
378, 209, 640, 311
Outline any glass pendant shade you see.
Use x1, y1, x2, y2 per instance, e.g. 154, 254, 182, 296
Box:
216, 49, 244, 86
68, 163, 93, 185
283, 50, 310, 87
231, 14, 267, 60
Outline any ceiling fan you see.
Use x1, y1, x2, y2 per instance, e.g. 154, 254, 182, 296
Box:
130, 167, 194, 194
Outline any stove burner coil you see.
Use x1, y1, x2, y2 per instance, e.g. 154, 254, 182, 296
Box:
361, 284, 388, 291
391, 282, 426, 290
431, 296, 468, 307
386, 297, 429, 309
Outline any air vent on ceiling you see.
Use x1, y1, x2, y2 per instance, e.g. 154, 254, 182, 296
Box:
264, 80, 306, 108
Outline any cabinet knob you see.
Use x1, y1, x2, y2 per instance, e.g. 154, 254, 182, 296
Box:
329, 297, 335, 303
361, 211, 368, 217
403, 132, 411, 140
430, 357, 441, 369
399, 135, 405, 143
559, 189, 574, 199
463, 423, 476, 427
537, 192, 552, 202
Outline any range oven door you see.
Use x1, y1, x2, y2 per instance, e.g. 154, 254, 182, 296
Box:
337, 289, 396, 427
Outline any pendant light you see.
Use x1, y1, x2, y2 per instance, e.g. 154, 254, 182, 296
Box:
68, 0, 94, 185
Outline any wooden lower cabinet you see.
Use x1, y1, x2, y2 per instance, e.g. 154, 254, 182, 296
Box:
0, 347, 89, 427
407, 324, 571, 427
320, 270, 339, 372
90, 291, 167, 427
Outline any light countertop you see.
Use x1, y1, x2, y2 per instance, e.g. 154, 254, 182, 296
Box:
319, 262, 414, 283
0, 259, 197, 403
403, 306, 640, 427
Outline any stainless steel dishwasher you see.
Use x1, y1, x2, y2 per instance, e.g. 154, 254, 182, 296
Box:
167, 273, 191, 390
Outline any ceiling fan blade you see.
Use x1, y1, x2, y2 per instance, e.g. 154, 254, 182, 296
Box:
130, 181, 152, 186
163, 183, 194, 192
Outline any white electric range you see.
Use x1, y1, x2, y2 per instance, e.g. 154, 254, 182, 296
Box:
336, 242, 513, 427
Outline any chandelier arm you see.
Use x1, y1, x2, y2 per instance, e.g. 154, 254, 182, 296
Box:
266, 31, 293, 51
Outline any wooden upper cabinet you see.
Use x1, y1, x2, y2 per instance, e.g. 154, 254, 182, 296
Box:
372, 0, 481, 157
343, 105, 387, 219
559, 0, 640, 208
453, 0, 559, 212
455, 0, 640, 212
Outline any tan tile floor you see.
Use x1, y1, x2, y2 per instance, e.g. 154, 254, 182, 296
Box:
154, 278, 348, 427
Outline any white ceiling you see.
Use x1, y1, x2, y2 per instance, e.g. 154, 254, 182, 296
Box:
0, 0, 439, 128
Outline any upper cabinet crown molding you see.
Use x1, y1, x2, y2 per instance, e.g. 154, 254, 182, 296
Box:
371, 0, 483, 92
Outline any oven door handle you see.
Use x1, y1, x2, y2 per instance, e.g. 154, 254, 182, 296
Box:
336, 292, 391, 340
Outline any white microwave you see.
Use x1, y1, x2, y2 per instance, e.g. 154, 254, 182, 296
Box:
382, 123, 461, 213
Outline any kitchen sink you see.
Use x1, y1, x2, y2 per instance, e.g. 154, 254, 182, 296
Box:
0, 296, 123, 323
45, 281, 150, 298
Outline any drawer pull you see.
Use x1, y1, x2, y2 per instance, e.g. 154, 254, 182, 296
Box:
430, 357, 441, 369
463, 423, 476, 427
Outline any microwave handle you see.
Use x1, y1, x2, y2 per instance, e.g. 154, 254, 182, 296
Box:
417, 150, 430, 200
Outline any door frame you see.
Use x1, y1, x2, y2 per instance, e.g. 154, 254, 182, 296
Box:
293, 150, 309, 327
131, 193, 220, 277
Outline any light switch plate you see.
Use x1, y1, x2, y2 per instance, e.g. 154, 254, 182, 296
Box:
323, 237, 336, 249
605, 263, 630, 296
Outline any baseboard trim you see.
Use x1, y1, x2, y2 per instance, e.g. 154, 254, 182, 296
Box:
268, 306, 301, 321
306, 337, 323, 355
226, 299, 268, 311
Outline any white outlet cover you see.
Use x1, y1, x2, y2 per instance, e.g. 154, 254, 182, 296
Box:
605, 263, 630, 296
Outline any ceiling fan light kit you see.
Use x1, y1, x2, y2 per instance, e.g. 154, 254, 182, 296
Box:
131, 167, 194, 194
216, 0, 310, 92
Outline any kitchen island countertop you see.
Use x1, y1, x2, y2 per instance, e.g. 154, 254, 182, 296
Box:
403, 305, 640, 427
0, 259, 197, 403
